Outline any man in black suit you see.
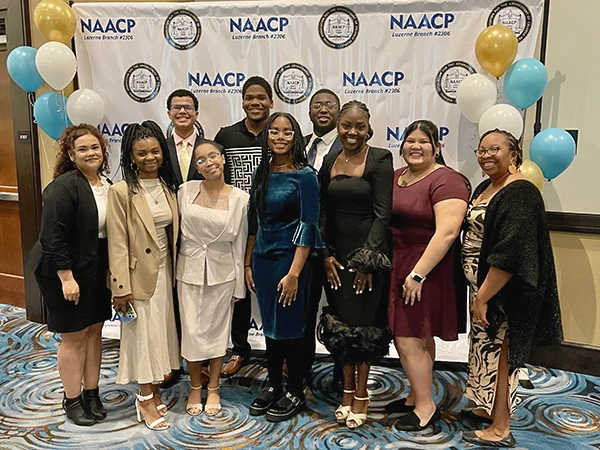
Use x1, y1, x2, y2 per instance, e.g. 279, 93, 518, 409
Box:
303, 88, 343, 391
166, 89, 204, 187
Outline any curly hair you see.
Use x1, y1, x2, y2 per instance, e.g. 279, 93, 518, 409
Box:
479, 128, 523, 168
119, 120, 178, 195
402, 119, 446, 165
53, 124, 109, 179
338, 100, 374, 141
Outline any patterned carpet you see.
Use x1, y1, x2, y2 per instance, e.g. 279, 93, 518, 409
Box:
1, 304, 599, 449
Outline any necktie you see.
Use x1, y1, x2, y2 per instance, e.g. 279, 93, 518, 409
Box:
307, 137, 321, 167
180, 139, 190, 181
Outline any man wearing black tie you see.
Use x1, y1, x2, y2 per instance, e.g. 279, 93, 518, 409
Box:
303, 89, 343, 391
166, 89, 204, 187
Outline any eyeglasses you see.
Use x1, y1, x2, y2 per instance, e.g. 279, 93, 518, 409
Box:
474, 146, 502, 157
196, 153, 221, 166
169, 104, 195, 112
267, 129, 295, 140
310, 101, 338, 111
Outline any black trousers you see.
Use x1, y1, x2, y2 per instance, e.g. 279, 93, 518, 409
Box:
265, 336, 308, 396
231, 289, 252, 358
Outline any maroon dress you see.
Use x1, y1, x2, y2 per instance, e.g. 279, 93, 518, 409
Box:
388, 166, 469, 340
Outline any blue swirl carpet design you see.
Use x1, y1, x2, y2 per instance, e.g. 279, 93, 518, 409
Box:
1, 304, 599, 449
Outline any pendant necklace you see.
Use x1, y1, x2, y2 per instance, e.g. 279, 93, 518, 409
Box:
344, 144, 368, 163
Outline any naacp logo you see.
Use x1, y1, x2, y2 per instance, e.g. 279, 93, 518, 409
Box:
319, 6, 359, 49
488, 1, 532, 42
274, 63, 313, 104
164, 9, 201, 50
435, 61, 476, 104
124, 63, 161, 103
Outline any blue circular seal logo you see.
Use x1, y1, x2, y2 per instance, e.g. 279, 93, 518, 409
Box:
124, 63, 161, 103
164, 9, 202, 50
273, 63, 313, 104
319, 6, 359, 49
488, 1, 532, 42
435, 61, 477, 104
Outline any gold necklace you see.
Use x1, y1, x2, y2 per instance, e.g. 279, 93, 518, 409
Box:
270, 160, 293, 170
344, 145, 368, 163
399, 164, 437, 187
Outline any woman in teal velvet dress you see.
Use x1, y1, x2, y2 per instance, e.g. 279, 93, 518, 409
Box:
245, 112, 323, 422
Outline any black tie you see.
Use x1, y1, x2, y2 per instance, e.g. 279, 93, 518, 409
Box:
307, 137, 321, 167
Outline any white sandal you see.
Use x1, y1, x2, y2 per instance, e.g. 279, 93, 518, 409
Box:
153, 393, 167, 416
135, 392, 169, 430
186, 384, 203, 416
205, 385, 222, 416
346, 395, 370, 429
335, 389, 355, 424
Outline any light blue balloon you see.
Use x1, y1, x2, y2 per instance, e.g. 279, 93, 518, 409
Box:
34, 92, 72, 140
530, 128, 576, 180
504, 58, 548, 109
7, 46, 45, 93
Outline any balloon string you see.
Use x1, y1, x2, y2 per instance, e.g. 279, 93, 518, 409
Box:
496, 77, 503, 100
469, 126, 478, 151
27, 92, 35, 108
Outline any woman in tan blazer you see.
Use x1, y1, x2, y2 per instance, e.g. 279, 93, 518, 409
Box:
106, 121, 180, 431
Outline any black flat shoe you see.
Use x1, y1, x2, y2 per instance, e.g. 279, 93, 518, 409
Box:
83, 387, 107, 420
385, 397, 415, 414
394, 407, 440, 431
265, 392, 306, 422
63, 394, 97, 426
462, 430, 517, 448
461, 408, 493, 424
250, 386, 282, 416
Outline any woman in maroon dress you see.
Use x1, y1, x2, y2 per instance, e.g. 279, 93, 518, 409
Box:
387, 120, 469, 431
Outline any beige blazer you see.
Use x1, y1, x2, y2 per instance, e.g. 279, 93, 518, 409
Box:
106, 180, 179, 301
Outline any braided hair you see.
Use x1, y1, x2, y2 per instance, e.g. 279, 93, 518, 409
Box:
479, 128, 523, 168
120, 120, 178, 194
249, 112, 307, 228
402, 119, 446, 165
338, 100, 374, 141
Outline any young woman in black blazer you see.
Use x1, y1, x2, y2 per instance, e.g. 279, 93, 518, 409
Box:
32, 124, 112, 426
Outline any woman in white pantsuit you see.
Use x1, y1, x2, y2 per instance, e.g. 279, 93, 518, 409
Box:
177, 139, 249, 416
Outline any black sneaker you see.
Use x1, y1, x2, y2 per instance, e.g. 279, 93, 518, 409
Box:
265, 392, 306, 422
250, 386, 282, 416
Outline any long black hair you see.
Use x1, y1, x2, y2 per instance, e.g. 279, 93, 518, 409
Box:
401, 119, 446, 165
249, 112, 307, 227
120, 120, 178, 194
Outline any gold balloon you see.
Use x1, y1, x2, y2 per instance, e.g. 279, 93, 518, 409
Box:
34, 0, 76, 45
520, 160, 545, 191
475, 25, 518, 78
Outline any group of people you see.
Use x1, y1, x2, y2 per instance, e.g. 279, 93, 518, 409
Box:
31, 76, 563, 448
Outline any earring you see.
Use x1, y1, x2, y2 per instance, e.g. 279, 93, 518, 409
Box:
130, 162, 137, 171
508, 161, 517, 174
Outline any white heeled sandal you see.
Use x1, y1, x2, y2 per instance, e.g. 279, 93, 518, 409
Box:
335, 389, 355, 424
186, 384, 203, 416
205, 385, 222, 416
136, 392, 169, 430
153, 393, 167, 416
346, 395, 370, 429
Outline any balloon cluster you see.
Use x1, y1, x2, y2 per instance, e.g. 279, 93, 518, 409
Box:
456, 24, 575, 187
6, 0, 105, 140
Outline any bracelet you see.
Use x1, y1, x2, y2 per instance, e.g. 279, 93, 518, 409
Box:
244, 264, 251, 268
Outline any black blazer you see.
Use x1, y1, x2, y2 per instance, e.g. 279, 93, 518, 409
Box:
303, 133, 343, 170
167, 134, 204, 187
30, 170, 111, 288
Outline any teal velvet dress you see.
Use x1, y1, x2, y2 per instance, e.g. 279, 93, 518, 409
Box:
251, 166, 324, 340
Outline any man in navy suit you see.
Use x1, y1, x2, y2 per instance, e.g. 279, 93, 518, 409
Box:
165, 89, 204, 187
303, 89, 343, 391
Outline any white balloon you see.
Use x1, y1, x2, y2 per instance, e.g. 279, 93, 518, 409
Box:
456, 74, 497, 124
35, 42, 77, 91
478, 103, 524, 139
67, 88, 105, 126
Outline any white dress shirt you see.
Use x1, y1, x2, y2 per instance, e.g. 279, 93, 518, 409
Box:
305, 128, 338, 172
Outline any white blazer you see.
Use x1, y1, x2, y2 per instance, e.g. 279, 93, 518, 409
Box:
176, 181, 249, 299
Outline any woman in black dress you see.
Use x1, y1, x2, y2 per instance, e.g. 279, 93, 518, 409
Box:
32, 125, 112, 426
318, 101, 394, 428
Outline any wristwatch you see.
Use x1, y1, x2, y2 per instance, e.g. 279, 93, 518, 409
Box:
410, 270, 426, 283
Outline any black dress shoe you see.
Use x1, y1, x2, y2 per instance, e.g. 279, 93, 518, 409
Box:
265, 392, 306, 422
394, 407, 441, 431
82, 387, 107, 420
461, 408, 493, 424
63, 394, 96, 426
385, 397, 415, 414
250, 386, 282, 416
462, 431, 517, 448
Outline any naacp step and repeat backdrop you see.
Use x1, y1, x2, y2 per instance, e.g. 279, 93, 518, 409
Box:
74, 0, 542, 356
